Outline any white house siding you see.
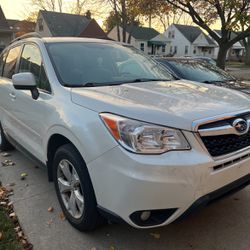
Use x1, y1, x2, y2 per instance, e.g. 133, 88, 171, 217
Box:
108, 26, 168, 55
164, 24, 191, 56
192, 33, 215, 58
35, 13, 52, 37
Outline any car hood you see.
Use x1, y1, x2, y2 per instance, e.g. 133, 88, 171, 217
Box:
71, 80, 250, 131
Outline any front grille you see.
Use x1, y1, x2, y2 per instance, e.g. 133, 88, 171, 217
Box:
201, 132, 250, 157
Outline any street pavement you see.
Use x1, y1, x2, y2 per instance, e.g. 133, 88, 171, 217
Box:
0, 150, 250, 250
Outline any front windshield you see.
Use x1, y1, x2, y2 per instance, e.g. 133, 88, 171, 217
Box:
169, 61, 235, 83
46, 42, 173, 87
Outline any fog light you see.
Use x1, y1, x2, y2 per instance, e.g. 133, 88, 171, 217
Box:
140, 211, 151, 221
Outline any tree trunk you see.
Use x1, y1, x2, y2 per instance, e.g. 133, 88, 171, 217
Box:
245, 38, 250, 65
216, 45, 229, 70
121, 0, 127, 43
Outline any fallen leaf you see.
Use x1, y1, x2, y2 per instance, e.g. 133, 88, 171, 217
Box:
21, 239, 27, 245
48, 206, 54, 212
7, 201, 13, 207
47, 219, 53, 226
17, 231, 23, 238
0, 232, 3, 241
59, 212, 65, 220
1, 152, 10, 157
0, 201, 7, 206
20, 173, 28, 180
9, 212, 16, 218
150, 232, 161, 239
14, 226, 21, 232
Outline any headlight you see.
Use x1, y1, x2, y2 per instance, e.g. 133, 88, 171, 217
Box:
100, 113, 190, 154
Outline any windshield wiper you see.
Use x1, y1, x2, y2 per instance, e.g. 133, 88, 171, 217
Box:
129, 78, 171, 83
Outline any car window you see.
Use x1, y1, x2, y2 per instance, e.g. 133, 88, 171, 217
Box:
3, 46, 21, 79
0, 51, 7, 76
46, 42, 173, 87
168, 61, 234, 83
19, 44, 51, 93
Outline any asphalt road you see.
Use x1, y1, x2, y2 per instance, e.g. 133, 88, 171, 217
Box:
0, 150, 250, 250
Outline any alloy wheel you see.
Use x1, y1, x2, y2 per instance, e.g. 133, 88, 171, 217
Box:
57, 159, 84, 219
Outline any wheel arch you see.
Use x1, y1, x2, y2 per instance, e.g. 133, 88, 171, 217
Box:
45, 126, 87, 182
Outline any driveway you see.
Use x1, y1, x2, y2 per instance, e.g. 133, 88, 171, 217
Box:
0, 150, 250, 250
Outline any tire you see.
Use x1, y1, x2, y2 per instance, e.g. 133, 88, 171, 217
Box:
0, 123, 15, 151
53, 143, 105, 231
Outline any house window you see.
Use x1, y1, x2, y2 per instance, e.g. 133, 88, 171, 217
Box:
162, 45, 166, 53
174, 46, 177, 54
168, 31, 171, 38
140, 43, 144, 51
209, 49, 212, 54
193, 49, 196, 54
185, 45, 188, 55
170, 46, 173, 54
38, 18, 44, 32
172, 31, 175, 38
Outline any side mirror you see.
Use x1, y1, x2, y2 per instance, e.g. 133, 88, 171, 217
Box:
12, 72, 39, 100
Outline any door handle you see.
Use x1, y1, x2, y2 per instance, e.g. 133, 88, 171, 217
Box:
9, 93, 16, 99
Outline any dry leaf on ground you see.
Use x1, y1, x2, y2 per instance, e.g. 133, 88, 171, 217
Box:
59, 212, 65, 220
150, 232, 161, 239
1, 152, 11, 157
48, 206, 54, 212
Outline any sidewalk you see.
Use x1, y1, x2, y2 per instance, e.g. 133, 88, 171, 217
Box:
227, 67, 250, 80
0, 150, 250, 250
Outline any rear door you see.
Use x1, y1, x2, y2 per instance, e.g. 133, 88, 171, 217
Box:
0, 45, 22, 138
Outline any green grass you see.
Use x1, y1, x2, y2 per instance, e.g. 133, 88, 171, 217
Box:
0, 207, 24, 250
226, 61, 250, 68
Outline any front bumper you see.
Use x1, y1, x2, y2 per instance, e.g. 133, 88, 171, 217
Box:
87, 131, 250, 228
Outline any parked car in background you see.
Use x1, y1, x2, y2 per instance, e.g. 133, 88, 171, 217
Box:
157, 58, 250, 95
0, 34, 250, 232
192, 56, 217, 65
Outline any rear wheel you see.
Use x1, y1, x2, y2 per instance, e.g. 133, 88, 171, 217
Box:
0, 124, 15, 151
53, 144, 105, 231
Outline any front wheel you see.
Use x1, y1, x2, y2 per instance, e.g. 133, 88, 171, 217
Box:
53, 144, 105, 231
0, 124, 15, 151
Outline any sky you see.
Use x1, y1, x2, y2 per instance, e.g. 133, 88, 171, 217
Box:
0, 0, 30, 19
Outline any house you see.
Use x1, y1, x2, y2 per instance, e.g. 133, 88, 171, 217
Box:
7, 19, 35, 38
164, 24, 217, 58
0, 6, 13, 52
214, 30, 245, 61
35, 10, 107, 39
108, 25, 170, 55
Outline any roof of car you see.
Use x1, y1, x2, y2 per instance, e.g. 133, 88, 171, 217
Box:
42, 37, 115, 44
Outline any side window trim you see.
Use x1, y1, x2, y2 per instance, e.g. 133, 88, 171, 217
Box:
19, 42, 52, 94
2, 44, 22, 79
0, 50, 8, 77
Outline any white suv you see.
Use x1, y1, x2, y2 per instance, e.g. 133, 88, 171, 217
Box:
0, 34, 249, 231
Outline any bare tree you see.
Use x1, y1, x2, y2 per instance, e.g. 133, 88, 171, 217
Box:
165, 0, 250, 69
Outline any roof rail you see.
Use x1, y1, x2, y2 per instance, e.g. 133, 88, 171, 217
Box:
10, 32, 42, 44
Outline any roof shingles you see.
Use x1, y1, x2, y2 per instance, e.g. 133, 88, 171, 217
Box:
41, 10, 90, 37
174, 24, 215, 45
0, 6, 11, 31
127, 25, 159, 40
